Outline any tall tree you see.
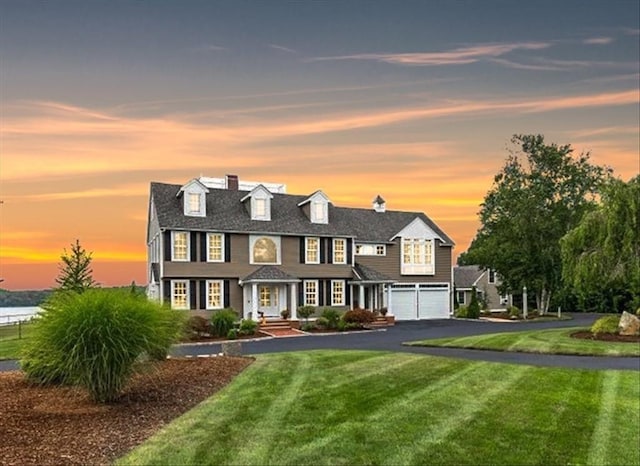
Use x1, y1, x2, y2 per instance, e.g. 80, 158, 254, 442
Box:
561, 176, 639, 313
461, 134, 610, 312
55, 239, 97, 293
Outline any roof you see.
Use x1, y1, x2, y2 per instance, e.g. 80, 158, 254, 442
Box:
150, 182, 454, 245
453, 265, 485, 288
241, 266, 300, 283
352, 263, 395, 283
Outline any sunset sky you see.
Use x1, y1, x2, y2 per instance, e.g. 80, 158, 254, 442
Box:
0, 0, 638, 290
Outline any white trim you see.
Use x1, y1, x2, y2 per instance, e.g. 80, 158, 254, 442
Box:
304, 279, 319, 306
331, 280, 346, 306
171, 279, 190, 310
171, 231, 190, 262
205, 280, 224, 310
206, 232, 224, 262
400, 238, 435, 275
391, 217, 443, 242
332, 238, 347, 264
355, 243, 386, 256
305, 237, 320, 264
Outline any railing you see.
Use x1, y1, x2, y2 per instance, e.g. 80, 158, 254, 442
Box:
0, 313, 38, 341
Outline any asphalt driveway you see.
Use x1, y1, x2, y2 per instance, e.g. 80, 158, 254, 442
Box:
1, 314, 638, 372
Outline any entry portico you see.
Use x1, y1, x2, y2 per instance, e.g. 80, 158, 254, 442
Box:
239, 266, 300, 320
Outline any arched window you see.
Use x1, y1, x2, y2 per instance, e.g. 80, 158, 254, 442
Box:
253, 237, 277, 263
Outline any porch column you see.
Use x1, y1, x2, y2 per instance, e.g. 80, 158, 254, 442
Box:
290, 283, 297, 319
251, 283, 258, 319
387, 285, 394, 316
359, 285, 365, 310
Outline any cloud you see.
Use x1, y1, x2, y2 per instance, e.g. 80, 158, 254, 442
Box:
309, 42, 551, 66
194, 44, 228, 52
583, 36, 614, 45
269, 44, 297, 54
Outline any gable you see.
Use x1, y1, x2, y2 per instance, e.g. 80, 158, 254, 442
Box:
391, 217, 444, 242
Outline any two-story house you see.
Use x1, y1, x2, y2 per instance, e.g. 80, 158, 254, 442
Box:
453, 265, 510, 310
146, 175, 455, 320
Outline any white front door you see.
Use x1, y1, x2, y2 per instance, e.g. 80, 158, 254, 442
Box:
258, 285, 280, 316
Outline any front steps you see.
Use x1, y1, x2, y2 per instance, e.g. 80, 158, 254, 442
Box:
259, 318, 300, 332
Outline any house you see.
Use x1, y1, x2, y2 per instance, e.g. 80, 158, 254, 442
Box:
453, 265, 510, 310
146, 175, 455, 321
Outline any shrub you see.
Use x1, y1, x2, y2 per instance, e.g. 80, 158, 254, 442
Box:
320, 308, 341, 330
379, 307, 388, 316
591, 315, 620, 335
211, 308, 237, 337
280, 309, 291, 319
467, 287, 481, 319
227, 328, 238, 340
508, 305, 521, 318
238, 319, 258, 336
297, 305, 315, 322
186, 315, 210, 339
454, 306, 469, 318
21, 289, 184, 402
342, 308, 375, 325
301, 323, 315, 332
315, 317, 329, 330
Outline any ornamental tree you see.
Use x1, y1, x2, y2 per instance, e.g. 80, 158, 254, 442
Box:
55, 239, 97, 293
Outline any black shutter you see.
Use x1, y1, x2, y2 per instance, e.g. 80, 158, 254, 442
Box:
320, 238, 326, 264
300, 237, 306, 263
190, 232, 197, 262
346, 239, 353, 265
328, 239, 333, 264
163, 280, 171, 303
224, 234, 231, 262
298, 282, 304, 306
345, 284, 351, 306
164, 231, 172, 261
199, 280, 206, 310
223, 279, 230, 308
190, 281, 197, 309
326, 280, 332, 306
318, 280, 324, 306
200, 234, 207, 262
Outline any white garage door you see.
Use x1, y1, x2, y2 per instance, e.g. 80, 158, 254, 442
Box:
391, 284, 450, 320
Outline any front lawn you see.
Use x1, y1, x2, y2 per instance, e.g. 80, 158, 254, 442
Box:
407, 327, 640, 356
119, 350, 640, 465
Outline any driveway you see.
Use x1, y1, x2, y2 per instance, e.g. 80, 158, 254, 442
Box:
2, 314, 638, 372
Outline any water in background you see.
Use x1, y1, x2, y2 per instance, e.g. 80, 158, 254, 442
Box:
0, 307, 42, 325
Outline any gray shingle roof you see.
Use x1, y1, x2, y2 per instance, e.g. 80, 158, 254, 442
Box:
453, 265, 485, 288
150, 182, 454, 245
353, 263, 395, 283
241, 266, 299, 283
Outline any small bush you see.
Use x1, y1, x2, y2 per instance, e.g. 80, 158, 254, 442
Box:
379, 307, 388, 316
211, 308, 237, 337
321, 308, 341, 330
467, 287, 481, 319
186, 315, 210, 339
315, 317, 329, 330
508, 305, 521, 318
342, 308, 375, 325
280, 309, 291, 319
454, 306, 469, 318
297, 305, 315, 321
238, 319, 258, 336
227, 328, 238, 340
337, 320, 347, 331
21, 289, 184, 402
591, 315, 620, 335
301, 323, 315, 332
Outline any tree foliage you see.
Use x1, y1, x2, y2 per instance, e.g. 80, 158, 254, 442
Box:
561, 176, 639, 313
55, 239, 97, 293
460, 134, 610, 312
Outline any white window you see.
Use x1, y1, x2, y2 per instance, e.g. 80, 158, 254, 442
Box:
331, 280, 345, 306
488, 269, 496, 284
171, 280, 189, 310
457, 291, 466, 305
306, 237, 319, 264
333, 238, 346, 264
401, 238, 434, 275
250, 235, 280, 264
355, 244, 386, 256
304, 280, 318, 306
172, 231, 189, 261
255, 198, 266, 217
207, 233, 224, 262
259, 285, 278, 307
311, 200, 327, 224
206, 280, 223, 309
188, 193, 201, 214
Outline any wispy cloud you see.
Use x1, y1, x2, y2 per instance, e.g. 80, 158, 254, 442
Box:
269, 44, 297, 54
309, 42, 551, 66
488, 58, 566, 71
193, 44, 228, 53
583, 36, 614, 45
621, 28, 640, 36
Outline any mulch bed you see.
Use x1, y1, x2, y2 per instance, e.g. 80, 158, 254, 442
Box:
0, 357, 253, 466
570, 331, 640, 343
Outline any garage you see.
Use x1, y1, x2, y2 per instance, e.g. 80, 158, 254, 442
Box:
390, 283, 450, 320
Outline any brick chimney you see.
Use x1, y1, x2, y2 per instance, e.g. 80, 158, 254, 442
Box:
225, 174, 239, 190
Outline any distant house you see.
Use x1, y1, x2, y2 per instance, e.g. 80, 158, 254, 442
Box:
453, 265, 510, 310
146, 174, 456, 320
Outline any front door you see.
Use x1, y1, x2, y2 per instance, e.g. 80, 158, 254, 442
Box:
258, 285, 280, 316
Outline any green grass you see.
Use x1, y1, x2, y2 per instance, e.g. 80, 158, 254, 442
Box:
119, 350, 640, 466
0, 322, 34, 360
407, 327, 640, 356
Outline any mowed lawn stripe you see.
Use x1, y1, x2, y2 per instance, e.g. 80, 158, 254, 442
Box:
588, 371, 620, 465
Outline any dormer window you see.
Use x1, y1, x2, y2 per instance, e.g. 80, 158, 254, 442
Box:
298, 190, 330, 224
178, 178, 208, 217
241, 184, 273, 221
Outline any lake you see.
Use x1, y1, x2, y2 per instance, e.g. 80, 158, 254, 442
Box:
0, 307, 42, 325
